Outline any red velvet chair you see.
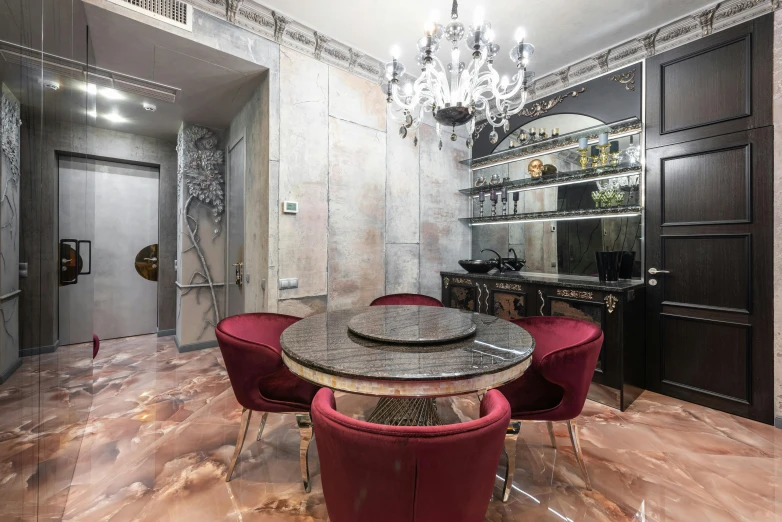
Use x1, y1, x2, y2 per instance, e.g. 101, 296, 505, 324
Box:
312, 388, 511, 522
215, 313, 320, 490
496, 316, 603, 501
369, 293, 444, 307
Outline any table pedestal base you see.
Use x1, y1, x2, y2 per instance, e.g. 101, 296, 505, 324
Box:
367, 397, 441, 426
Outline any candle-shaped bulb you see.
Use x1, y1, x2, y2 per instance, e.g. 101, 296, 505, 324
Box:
478, 190, 485, 202
514, 27, 526, 43
609, 140, 619, 153
578, 137, 588, 149
598, 132, 609, 146
501, 186, 508, 201
390, 45, 401, 60
513, 191, 520, 202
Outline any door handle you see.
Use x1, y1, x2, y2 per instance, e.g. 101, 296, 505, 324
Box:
648, 268, 670, 275
77, 240, 91, 275
233, 262, 243, 287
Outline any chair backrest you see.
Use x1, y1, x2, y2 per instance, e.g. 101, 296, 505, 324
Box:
312, 388, 510, 522
215, 313, 301, 412
369, 293, 444, 307
515, 316, 603, 420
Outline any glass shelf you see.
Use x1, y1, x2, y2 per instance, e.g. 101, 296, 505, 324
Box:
462, 118, 643, 171
460, 165, 641, 197
460, 205, 643, 226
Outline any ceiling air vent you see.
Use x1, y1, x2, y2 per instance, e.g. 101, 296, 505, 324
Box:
107, 0, 193, 31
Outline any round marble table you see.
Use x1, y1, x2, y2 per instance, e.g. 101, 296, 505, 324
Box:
280, 306, 535, 425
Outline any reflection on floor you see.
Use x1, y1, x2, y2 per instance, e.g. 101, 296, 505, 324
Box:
1, 335, 781, 521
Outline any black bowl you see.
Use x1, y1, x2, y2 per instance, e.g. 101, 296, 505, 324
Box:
502, 258, 526, 271
458, 259, 496, 273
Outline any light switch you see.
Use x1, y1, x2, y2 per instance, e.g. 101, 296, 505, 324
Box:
279, 278, 299, 290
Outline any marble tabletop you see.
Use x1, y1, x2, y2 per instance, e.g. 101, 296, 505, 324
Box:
280, 306, 535, 385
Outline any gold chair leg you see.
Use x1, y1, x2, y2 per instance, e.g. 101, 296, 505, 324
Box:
296, 413, 313, 493
226, 407, 252, 482
501, 421, 521, 502
546, 421, 557, 448
567, 419, 591, 490
256, 412, 269, 441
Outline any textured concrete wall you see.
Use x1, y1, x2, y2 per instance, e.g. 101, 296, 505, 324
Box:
773, 10, 782, 422
276, 49, 470, 315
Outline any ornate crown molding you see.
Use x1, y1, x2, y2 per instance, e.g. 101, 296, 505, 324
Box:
528, 0, 777, 101
188, 0, 779, 99
190, 0, 385, 83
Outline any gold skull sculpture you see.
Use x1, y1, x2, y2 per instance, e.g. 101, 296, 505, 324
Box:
528, 159, 543, 179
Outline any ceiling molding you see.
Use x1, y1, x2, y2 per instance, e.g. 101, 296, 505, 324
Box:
187, 0, 780, 101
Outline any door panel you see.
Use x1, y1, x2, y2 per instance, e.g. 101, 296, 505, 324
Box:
646, 128, 773, 422
646, 16, 772, 148
661, 37, 750, 134
661, 146, 750, 225
227, 137, 245, 317
59, 157, 159, 345
660, 314, 750, 403
661, 235, 750, 312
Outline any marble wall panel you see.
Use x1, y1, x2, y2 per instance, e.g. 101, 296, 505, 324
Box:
419, 123, 472, 299
278, 295, 327, 317
773, 10, 782, 421
327, 118, 386, 310
278, 49, 329, 300
385, 243, 420, 295
386, 106, 420, 244
329, 67, 386, 131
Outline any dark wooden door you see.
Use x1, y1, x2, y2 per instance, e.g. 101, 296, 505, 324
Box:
646, 15, 772, 149
646, 129, 773, 423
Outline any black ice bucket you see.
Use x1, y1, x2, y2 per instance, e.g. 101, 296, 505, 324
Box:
595, 251, 621, 282
618, 251, 636, 279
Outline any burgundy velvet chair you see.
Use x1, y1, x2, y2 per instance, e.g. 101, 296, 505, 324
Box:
496, 316, 603, 501
312, 388, 511, 522
369, 293, 444, 307
215, 313, 320, 490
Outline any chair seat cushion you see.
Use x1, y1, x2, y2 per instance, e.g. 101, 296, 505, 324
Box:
497, 365, 564, 418
261, 365, 320, 412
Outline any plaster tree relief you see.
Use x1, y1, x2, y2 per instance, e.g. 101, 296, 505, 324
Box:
177, 125, 224, 337
0, 90, 20, 347
1, 92, 20, 244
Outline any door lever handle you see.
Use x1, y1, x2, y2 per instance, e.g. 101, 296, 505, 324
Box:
648, 268, 670, 275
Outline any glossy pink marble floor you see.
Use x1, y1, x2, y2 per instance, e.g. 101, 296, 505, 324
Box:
2, 334, 782, 522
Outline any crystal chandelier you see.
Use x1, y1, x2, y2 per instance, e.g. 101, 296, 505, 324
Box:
382, 0, 535, 149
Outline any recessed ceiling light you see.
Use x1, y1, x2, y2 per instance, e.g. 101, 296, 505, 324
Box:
142, 102, 157, 112
103, 111, 127, 123
100, 88, 125, 100
39, 79, 60, 91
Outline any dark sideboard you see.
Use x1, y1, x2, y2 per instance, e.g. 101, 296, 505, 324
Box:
441, 271, 645, 411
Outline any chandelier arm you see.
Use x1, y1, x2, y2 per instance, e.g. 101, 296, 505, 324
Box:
425, 64, 448, 107
391, 83, 415, 111
496, 70, 526, 102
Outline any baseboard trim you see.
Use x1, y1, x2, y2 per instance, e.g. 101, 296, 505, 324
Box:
20, 340, 60, 357
175, 338, 218, 353
0, 358, 22, 384
157, 328, 176, 337
775, 416, 782, 429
